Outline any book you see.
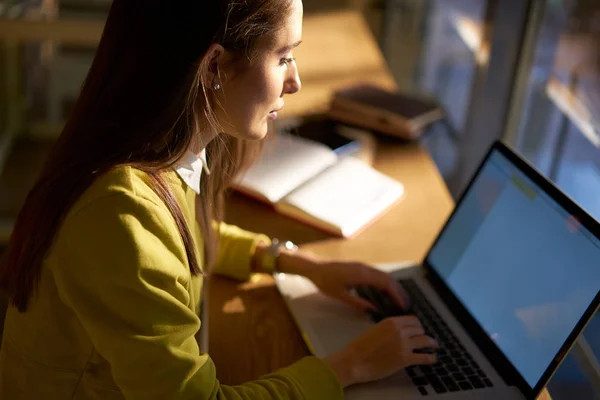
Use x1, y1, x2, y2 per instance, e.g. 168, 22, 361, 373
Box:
328, 84, 444, 140
234, 132, 404, 238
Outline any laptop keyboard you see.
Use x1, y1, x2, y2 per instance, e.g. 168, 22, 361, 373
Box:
356, 279, 494, 396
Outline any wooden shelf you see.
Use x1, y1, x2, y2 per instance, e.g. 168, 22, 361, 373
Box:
0, 17, 104, 45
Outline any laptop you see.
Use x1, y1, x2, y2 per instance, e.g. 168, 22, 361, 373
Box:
276, 141, 600, 399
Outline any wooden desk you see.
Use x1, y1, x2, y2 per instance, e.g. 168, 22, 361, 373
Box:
208, 10, 551, 400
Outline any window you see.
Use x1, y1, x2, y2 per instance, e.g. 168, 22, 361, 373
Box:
380, 0, 490, 181
504, 1, 600, 398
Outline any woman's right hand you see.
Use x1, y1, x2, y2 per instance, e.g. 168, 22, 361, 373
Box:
323, 316, 439, 388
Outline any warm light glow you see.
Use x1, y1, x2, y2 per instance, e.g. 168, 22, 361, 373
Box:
222, 296, 246, 314
566, 215, 582, 234
452, 15, 490, 65
546, 78, 600, 147
239, 273, 275, 291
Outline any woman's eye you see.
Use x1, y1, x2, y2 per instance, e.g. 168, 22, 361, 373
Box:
280, 57, 296, 66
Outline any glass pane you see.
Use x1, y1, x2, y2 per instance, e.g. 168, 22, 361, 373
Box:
511, 1, 600, 398
418, 0, 488, 135
381, 0, 489, 179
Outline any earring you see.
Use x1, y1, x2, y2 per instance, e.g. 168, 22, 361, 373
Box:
213, 82, 221, 90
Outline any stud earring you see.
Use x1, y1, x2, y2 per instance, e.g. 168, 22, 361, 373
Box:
213, 82, 221, 90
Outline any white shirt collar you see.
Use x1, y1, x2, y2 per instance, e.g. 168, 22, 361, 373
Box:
173, 149, 210, 195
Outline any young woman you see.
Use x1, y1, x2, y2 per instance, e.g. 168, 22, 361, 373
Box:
0, 1, 437, 398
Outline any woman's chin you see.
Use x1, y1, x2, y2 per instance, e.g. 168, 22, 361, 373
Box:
245, 123, 270, 141
222, 118, 272, 141
222, 126, 268, 141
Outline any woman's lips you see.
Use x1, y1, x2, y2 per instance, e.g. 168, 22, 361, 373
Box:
269, 106, 284, 120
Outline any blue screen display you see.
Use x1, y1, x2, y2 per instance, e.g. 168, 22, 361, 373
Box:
428, 150, 600, 387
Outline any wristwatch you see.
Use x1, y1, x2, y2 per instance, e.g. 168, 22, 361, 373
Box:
261, 238, 298, 275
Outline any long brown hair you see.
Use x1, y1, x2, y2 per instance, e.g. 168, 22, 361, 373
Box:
0, 0, 292, 311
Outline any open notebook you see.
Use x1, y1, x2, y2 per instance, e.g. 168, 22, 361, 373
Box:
234, 133, 404, 237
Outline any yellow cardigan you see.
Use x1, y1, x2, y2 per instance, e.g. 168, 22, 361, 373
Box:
0, 167, 343, 399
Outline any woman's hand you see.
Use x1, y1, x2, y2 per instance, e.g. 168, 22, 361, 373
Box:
277, 250, 410, 312
324, 316, 439, 387
272, 249, 436, 388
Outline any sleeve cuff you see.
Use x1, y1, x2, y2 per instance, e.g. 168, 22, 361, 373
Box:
250, 233, 272, 274
213, 223, 270, 281
266, 356, 344, 400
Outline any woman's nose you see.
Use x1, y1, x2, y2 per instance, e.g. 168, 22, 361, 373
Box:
284, 64, 302, 95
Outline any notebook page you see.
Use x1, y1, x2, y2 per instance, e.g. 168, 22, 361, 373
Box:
279, 157, 404, 237
236, 133, 338, 203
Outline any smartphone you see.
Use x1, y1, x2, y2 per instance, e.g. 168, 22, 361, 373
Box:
278, 117, 360, 156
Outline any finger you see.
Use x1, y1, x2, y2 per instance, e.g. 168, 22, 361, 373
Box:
391, 315, 422, 328
399, 325, 425, 338
383, 281, 410, 310
381, 277, 412, 310
339, 292, 377, 311
365, 269, 411, 310
409, 352, 438, 366
397, 283, 412, 310
409, 335, 440, 351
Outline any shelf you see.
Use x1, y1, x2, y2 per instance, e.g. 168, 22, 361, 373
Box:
0, 17, 104, 45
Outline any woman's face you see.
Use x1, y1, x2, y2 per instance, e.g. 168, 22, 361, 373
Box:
214, 0, 303, 140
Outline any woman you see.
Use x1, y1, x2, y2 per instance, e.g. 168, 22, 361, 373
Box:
0, 0, 437, 398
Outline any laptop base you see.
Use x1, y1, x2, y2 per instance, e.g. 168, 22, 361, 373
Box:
275, 262, 525, 399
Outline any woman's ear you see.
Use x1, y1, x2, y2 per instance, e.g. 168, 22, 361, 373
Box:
202, 43, 230, 89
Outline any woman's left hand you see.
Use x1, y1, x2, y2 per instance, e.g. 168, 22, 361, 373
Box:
279, 251, 411, 312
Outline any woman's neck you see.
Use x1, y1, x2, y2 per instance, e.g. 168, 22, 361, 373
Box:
189, 128, 219, 156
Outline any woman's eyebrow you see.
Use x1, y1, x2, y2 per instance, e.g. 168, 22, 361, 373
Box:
278, 40, 302, 53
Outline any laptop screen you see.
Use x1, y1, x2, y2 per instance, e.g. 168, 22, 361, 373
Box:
427, 148, 600, 387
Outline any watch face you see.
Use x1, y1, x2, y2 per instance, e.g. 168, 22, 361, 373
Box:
283, 241, 299, 252
262, 239, 297, 274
